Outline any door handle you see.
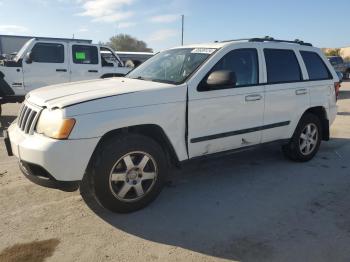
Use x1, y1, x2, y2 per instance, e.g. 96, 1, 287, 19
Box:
295, 89, 308, 95
56, 69, 67, 72
245, 94, 262, 102
88, 70, 98, 73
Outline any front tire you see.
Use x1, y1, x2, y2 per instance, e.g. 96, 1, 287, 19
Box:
282, 113, 322, 162
90, 134, 167, 213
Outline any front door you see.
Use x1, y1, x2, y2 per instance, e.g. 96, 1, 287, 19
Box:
23, 42, 69, 91
188, 48, 264, 158
69, 44, 101, 81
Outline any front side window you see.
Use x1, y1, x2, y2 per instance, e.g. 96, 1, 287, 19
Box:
72, 45, 98, 65
126, 48, 216, 84
264, 49, 302, 84
31, 43, 64, 63
300, 51, 332, 81
210, 48, 259, 87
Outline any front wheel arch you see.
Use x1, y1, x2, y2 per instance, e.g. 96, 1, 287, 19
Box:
87, 124, 180, 173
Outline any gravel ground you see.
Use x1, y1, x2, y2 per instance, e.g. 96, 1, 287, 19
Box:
0, 83, 350, 262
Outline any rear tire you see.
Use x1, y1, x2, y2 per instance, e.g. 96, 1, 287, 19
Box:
90, 134, 167, 213
282, 113, 322, 162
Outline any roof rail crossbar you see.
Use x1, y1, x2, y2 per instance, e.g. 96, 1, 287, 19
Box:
248, 36, 312, 46
218, 38, 253, 43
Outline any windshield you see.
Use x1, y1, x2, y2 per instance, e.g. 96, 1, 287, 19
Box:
14, 39, 34, 62
126, 48, 216, 84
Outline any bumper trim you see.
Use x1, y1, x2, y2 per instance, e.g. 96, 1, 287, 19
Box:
19, 161, 79, 192
3, 130, 13, 156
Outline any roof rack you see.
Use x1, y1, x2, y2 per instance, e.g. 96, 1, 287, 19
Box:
249, 36, 312, 46
218, 38, 252, 43
218, 36, 312, 46
34, 37, 92, 44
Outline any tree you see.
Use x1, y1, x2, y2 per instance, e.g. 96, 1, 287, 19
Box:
324, 48, 341, 57
106, 34, 153, 52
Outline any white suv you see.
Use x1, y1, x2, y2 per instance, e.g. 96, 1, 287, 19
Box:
4, 37, 339, 213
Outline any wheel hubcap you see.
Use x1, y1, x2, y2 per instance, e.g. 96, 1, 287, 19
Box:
109, 151, 158, 202
299, 123, 318, 156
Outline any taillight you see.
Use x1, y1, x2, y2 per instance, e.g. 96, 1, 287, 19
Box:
334, 82, 341, 100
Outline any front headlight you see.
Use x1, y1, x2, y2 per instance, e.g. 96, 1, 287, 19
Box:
36, 109, 76, 139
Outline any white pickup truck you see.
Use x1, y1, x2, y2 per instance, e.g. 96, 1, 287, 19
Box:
0, 38, 131, 108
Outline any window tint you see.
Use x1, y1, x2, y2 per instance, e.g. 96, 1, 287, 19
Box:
264, 49, 301, 84
72, 45, 98, 64
301, 51, 332, 80
211, 49, 259, 87
31, 43, 64, 63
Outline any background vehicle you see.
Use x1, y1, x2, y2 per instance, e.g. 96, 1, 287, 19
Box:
5, 37, 339, 213
327, 56, 350, 78
116, 51, 154, 68
0, 38, 131, 111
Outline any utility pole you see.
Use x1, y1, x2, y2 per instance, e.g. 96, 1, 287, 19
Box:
181, 14, 184, 46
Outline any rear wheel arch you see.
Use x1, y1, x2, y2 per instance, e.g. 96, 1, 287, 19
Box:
283, 113, 322, 162
301, 106, 329, 141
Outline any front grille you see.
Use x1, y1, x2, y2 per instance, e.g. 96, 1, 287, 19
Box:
17, 103, 41, 135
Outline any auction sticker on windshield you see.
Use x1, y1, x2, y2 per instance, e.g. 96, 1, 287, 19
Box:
191, 48, 216, 54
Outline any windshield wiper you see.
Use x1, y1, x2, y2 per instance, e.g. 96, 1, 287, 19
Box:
131, 76, 148, 81
150, 79, 176, 84
130, 76, 176, 85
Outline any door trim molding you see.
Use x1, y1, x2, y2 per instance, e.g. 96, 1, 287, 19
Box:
190, 121, 290, 143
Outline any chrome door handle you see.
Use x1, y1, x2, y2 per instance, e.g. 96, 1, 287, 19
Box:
245, 94, 262, 102
296, 89, 308, 95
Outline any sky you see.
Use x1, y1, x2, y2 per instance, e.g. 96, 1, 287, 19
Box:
0, 0, 349, 52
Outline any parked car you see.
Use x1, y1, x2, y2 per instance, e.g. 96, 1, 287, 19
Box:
327, 56, 350, 78
0, 38, 131, 109
4, 37, 339, 213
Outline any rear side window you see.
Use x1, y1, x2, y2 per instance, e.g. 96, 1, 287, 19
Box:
264, 49, 302, 84
31, 43, 64, 63
211, 48, 259, 87
72, 45, 98, 64
300, 51, 332, 81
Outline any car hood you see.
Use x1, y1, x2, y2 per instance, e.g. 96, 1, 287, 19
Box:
26, 77, 178, 109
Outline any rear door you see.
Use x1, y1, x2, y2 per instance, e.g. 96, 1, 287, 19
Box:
262, 47, 310, 143
23, 41, 69, 91
69, 44, 101, 81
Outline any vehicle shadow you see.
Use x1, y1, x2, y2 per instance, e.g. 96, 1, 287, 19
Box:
0, 115, 16, 137
81, 138, 350, 261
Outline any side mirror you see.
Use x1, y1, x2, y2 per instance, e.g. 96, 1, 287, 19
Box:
25, 52, 33, 64
205, 70, 236, 89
